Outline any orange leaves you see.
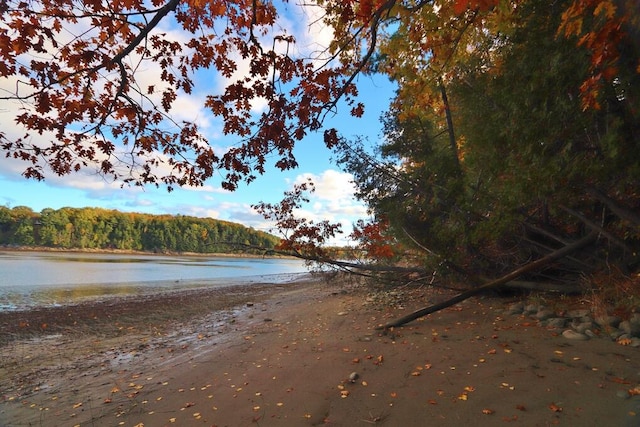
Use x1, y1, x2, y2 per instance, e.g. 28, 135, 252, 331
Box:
350, 218, 396, 259
1, 0, 370, 190
548, 402, 563, 412
253, 179, 343, 258
453, 0, 499, 15
558, 0, 632, 110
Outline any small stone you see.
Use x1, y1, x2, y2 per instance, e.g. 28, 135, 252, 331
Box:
566, 309, 590, 319
610, 329, 625, 340
547, 318, 567, 329
573, 321, 594, 334
536, 309, 555, 321
622, 319, 640, 338
246, 302, 254, 307
579, 315, 593, 324
507, 302, 524, 315
616, 390, 631, 399
595, 315, 621, 328
562, 329, 590, 340
348, 372, 359, 382
630, 338, 640, 348
524, 304, 538, 315
619, 320, 632, 335
584, 329, 598, 338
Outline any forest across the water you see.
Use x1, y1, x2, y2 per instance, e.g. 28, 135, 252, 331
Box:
0, 206, 279, 254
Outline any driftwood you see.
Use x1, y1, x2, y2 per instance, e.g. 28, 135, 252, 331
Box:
376, 230, 598, 330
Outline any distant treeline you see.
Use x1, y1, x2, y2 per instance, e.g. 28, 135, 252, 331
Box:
0, 206, 280, 254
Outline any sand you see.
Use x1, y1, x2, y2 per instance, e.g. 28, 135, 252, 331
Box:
1, 275, 639, 426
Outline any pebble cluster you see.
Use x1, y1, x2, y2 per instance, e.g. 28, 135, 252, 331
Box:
505, 301, 640, 347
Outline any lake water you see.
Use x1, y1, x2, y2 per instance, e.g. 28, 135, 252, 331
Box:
0, 251, 309, 311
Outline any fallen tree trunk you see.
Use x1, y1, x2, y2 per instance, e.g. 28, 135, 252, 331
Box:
376, 230, 598, 330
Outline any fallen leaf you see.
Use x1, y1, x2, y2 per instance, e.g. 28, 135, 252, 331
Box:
549, 403, 563, 412
516, 404, 526, 411
617, 338, 632, 346
482, 408, 495, 414
609, 377, 631, 385
73, 402, 83, 409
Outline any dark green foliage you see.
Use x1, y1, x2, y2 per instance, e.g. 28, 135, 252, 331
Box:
0, 206, 279, 254
341, 0, 640, 279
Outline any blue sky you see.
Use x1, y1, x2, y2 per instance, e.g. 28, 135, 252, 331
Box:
0, 4, 396, 245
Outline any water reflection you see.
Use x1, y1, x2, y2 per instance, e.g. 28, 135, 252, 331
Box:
0, 251, 308, 310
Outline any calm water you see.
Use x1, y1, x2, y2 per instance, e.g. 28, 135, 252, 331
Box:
0, 251, 309, 310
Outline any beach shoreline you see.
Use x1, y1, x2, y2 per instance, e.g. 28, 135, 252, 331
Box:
1, 275, 639, 426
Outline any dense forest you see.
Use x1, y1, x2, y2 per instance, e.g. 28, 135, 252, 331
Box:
0, 206, 279, 254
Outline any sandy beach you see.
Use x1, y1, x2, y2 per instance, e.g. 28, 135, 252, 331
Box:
1, 275, 639, 426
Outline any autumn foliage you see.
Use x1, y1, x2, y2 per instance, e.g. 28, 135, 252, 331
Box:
0, 0, 638, 276
252, 179, 341, 259
350, 218, 396, 259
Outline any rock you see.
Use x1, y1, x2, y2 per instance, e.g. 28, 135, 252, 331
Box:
627, 319, 640, 337
348, 372, 359, 382
610, 329, 625, 340
617, 390, 631, 399
536, 309, 555, 321
507, 302, 524, 315
631, 338, 640, 348
562, 329, 590, 340
573, 321, 594, 334
585, 329, 598, 338
566, 309, 590, 319
619, 320, 633, 335
524, 304, 539, 315
579, 315, 593, 324
595, 315, 621, 328
546, 318, 567, 329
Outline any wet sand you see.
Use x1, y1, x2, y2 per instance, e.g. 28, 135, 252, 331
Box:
1, 276, 639, 426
